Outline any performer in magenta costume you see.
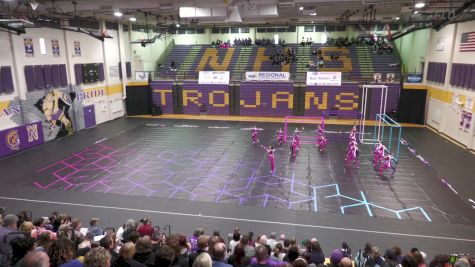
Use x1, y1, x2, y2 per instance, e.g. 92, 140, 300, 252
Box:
261, 145, 276, 174
290, 137, 298, 158
293, 128, 302, 151
372, 142, 386, 167
346, 141, 359, 166
276, 129, 284, 146
251, 126, 259, 144
379, 154, 397, 178
317, 135, 327, 152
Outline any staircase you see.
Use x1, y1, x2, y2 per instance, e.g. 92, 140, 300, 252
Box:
233, 47, 252, 79
178, 46, 202, 78
356, 47, 374, 81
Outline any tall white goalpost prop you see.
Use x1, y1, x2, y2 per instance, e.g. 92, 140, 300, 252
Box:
359, 85, 388, 144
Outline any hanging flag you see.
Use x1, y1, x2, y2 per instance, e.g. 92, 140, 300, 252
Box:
460, 32, 475, 52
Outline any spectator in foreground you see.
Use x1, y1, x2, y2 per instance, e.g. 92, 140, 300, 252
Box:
189, 235, 209, 267
340, 257, 353, 267
329, 249, 344, 267
267, 233, 277, 250
210, 242, 232, 267
0, 214, 19, 264
402, 255, 418, 267
155, 245, 175, 267
192, 252, 212, 267
454, 258, 470, 267
84, 247, 111, 267
308, 241, 325, 265
190, 228, 205, 254
341, 242, 352, 259
134, 236, 155, 267
137, 218, 153, 238
18, 251, 50, 267
10, 236, 36, 266
112, 242, 146, 267
100, 234, 119, 265
227, 243, 250, 267
48, 238, 83, 267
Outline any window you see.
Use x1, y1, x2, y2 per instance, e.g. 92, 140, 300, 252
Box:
178, 29, 186, 34
212, 28, 220, 34
277, 27, 286, 32
376, 24, 385, 31
315, 25, 325, 32
287, 26, 296, 32
240, 27, 250, 33
326, 25, 335, 32
196, 28, 205, 34
186, 29, 196, 34
336, 25, 346, 32
304, 25, 314, 32
39, 38, 46, 55
256, 28, 266, 33
389, 24, 399, 31
266, 28, 276, 33
221, 27, 229, 33
231, 27, 239, 33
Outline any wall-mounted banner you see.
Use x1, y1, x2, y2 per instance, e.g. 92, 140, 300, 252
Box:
24, 38, 34, 57
198, 71, 230, 85
245, 72, 290, 82
135, 71, 150, 81
51, 39, 60, 57
307, 72, 341, 86
75, 88, 105, 102
0, 122, 44, 158
74, 41, 81, 56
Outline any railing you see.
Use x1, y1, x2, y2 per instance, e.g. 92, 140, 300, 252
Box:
152, 69, 401, 84
156, 39, 175, 71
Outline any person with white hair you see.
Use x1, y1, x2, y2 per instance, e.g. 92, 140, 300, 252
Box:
192, 252, 212, 267
267, 233, 277, 250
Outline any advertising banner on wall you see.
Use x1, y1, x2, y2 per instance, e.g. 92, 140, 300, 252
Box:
307, 72, 342, 86
406, 74, 423, 83
198, 71, 230, 85
24, 38, 34, 57
135, 71, 150, 81
245, 72, 290, 82
51, 39, 60, 57
0, 122, 44, 158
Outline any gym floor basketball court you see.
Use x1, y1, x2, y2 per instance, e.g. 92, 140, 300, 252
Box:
0, 117, 474, 255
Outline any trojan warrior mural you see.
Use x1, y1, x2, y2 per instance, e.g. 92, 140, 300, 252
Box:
35, 89, 74, 139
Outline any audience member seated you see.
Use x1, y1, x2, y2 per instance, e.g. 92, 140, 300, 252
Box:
270, 48, 297, 66
88, 218, 103, 237
233, 38, 252, 47
0, 206, 470, 267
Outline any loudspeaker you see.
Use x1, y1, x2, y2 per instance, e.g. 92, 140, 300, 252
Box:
152, 105, 162, 116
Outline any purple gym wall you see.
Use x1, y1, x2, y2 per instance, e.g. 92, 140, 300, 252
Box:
0, 121, 44, 158
150, 81, 174, 114
369, 84, 401, 118
240, 82, 294, 117
182, 82, 229, 115
305, 83, 359, 118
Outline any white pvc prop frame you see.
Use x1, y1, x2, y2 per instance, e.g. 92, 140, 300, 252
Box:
359, 85, 388, 144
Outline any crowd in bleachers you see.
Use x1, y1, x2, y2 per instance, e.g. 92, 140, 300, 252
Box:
0, 208, 473, 267
234, 38, 253, 47
211, 39, 232, 48
325, 37, 394, 54
270, 48, 297, 66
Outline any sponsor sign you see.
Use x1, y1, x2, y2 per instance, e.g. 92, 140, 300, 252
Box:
307, 72, 342, 86
198, 71, 230, 85
245, 72, 290, 82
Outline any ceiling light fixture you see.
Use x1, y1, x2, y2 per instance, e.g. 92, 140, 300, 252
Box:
395, 17, 400, 20
299, 6, 304, 11
129, 17, 136, 22
114, 11, 123, 17
415, 2, 425, 8
310, 12, 317, 16
414, 10, 419, 14
176, 23, 180, 28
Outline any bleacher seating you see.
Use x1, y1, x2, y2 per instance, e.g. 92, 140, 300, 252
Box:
157, 44, 401, 82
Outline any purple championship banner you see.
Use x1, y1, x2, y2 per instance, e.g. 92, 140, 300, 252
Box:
150, 81, 174, 114
369, 84, 401, 118
0, 121, 44, 158
305, 83, 360, 118
240, 82, 294, 117
182, 82, 229, 115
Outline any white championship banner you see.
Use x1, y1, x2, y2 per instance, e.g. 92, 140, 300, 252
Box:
198, 71, 230, 85
245, 72, 290, 81
307, 72, 342, 86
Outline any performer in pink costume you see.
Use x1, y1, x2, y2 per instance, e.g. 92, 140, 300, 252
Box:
345, 140, 359, 166
293, 128, 302, 151
261, 145, 276, 173
290, 137, 298, 158
317, 135, 327, 152
276, 129, 284, 146
251, 126, 259, 144
379, 154, 397, 178
372, 142, 386, 167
